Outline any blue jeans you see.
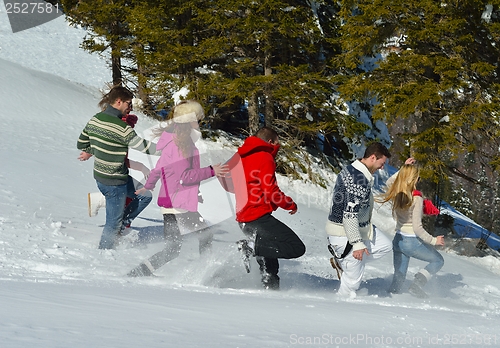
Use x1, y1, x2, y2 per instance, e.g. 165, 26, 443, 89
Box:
96, 177, 152, 249
122, 177, 152, 226
390, 233, 444, 293
97, 181, 127, 249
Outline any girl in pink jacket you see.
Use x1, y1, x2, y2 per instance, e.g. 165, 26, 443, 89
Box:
129, 100, 227, 277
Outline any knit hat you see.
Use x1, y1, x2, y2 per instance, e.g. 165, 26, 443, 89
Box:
173, 100, 205, 123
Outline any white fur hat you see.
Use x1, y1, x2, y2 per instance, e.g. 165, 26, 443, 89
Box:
173, 100, 205, 123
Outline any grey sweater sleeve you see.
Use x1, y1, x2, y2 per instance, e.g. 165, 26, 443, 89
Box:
411, 196, 437, 245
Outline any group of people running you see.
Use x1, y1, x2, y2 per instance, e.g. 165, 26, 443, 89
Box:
77, 86, 445, 297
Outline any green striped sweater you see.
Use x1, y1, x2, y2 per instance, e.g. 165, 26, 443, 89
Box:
77, 111, 157, 185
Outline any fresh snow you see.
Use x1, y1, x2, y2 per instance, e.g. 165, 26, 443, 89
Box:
1, 11, 500, 348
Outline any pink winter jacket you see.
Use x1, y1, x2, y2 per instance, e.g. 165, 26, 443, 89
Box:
144, 131, 213, 212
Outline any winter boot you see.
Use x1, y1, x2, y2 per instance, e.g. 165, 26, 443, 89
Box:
88, 192, 106, 217
388, 272, 406, 294
236, 239, 254, 273
256, 256, 280, 290
118, 220, 133, 237
408, 272, 429, 298
127, 261, 155, 277
261, 273, 280, 290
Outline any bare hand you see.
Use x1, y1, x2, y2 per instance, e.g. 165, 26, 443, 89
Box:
141, 167, 150, 180
212, 163, 229, 177
135, 187, 148, 195
352, 248, 369, 261
78, 152, 92, 161
436, 235, 445, 246
405, 157, 416, 165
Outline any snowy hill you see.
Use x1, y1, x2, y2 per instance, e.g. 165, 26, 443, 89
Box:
1, 12, 500, 348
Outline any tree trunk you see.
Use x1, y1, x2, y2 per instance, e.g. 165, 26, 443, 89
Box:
248, 93, 259, 135
264, 50, 273, 127
134, 43, 154, 115
111, 43, 122, 86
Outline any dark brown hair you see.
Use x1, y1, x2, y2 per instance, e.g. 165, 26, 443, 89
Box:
98, 86, 134, 110
363, 141, 391, 159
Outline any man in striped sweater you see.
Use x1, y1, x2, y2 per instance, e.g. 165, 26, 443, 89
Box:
77, 86, 158, 249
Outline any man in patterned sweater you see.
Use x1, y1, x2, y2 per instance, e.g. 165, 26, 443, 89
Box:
77, 86, 158, 249
326, 142, 393, 297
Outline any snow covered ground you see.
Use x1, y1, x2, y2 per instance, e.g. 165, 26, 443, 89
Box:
2, 11, 500, 348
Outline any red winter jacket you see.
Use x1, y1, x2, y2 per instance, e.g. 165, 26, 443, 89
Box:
235, 136, 297, 222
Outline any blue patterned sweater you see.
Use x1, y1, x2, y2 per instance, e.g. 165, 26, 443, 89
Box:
326, 160, 374, 251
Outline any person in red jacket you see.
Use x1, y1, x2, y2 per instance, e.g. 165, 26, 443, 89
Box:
235, 127, 305, 290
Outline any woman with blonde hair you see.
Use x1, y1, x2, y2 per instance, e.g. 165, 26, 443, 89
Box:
378, 163, 444, 298
128, 100, 228, 277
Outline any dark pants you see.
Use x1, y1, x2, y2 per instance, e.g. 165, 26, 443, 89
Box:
241, 214, 305, 282
147, 212, 213, 271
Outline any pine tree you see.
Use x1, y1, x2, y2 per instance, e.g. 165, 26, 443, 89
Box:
335, 0, 500, 214
61, 0, 138, 86
61, 0, 369, 159
125, 1, 366, 144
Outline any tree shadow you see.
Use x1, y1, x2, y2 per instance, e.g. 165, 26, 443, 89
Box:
133, 225, 165, 244
427, 273, 465, 299
281, 271, 339, 292
128, 220, 232, 247
370, 273, 465, 299
277, 259, 396, 296
361, 277, 395, 298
